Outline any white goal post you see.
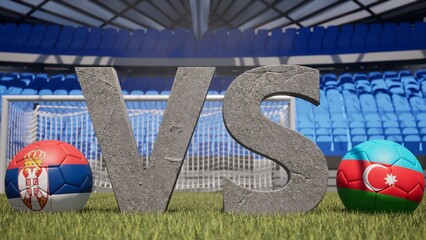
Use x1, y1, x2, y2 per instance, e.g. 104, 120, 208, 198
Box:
0, 95, 295, 193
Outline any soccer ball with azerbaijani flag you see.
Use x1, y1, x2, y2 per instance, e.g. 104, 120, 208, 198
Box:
336, 140, 424, 212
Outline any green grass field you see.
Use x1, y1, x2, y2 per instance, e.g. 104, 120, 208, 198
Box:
1, 192, 425, 240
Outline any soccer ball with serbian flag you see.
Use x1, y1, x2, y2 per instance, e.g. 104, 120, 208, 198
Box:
4, 140, 92, 211
337, 140, 424, 212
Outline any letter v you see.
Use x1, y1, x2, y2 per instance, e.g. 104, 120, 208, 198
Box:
76, 67, 215, 212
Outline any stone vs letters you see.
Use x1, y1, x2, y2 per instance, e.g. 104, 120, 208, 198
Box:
76, 65, 328, 215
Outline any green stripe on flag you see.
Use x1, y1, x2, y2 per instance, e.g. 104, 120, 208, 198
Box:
337, 188, 420, 212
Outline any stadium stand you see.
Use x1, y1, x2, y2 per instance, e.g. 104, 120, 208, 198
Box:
0, 22, 426, 57
1, 69, 425, 158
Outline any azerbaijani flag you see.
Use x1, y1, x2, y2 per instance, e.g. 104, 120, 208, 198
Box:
336, 140, 425, 212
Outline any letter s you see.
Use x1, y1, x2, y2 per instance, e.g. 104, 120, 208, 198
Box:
222, 65, 328, 214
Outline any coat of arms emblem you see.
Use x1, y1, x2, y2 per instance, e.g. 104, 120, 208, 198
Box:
17, 148, 49, 210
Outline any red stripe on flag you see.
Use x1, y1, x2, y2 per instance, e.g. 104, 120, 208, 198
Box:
337, 160, 425, 203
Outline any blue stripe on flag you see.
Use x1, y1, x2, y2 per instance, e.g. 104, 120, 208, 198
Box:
5, 168, 20, 198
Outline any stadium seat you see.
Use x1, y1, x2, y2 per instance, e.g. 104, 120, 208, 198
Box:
383, 120, 399, 128
111, 29, 130, 55
322, 26, 338, 52
392, 94, 411, 112
54, 26, 75, 52
222, 29, 241, 57
69, 89, 82, 95
384, 71, 398, 79
5, 80, 27, 95
168, 29, 187, 57
375, 93, 394, 112
416, 69, 426, 79
293, 27, 311, 54
365, 23, 382, 51
126, 30, 145, 56
9, 24, 32, 52
404, 135, 421, 155
69, 26, 89, 52
39, 25, 61, 52
280, 28, 297, 54
381, 113, 398, 121
351, 24, 368, 52
196, 30, 214, 57
333, 135, 348, 156
371, 79, 388, 95
399, 70, 412, 77
386, 135, 403, 144
380, 23, 397, 50
349, 119, 365, 128
84, 27, 103, 53
237, 29, 255, 56
299, 128, 314, 136
368, 72, 382, 81
20, 72, 34, 83
396, 22, 411, 49
400, 120, 417, 128
337, 24, 353, 52
251, 29, 268, 56
416, 112, 426, 123
53, 78, 75, 95
410, 96, 426, 112
141, 29, 159, 57
359, 94, 377, 113
412, 21, 426, 49
386, 78, 404, 95
21, 75, 47, 95
265, 28, 283, 56
24, 24, 46, 51
209, 28, 227, 57
338, 73, 352, 86
307, 26, 325, 53
130, 90, 144, 95
316, 135, 332, 155
98, 28, 117, 54
39, 74, 64, 95
0, 23, 17, 49
182, 31, 197, 57
155, 29, 173, 57
355, 79, 372, 94
351, 135, 367, 147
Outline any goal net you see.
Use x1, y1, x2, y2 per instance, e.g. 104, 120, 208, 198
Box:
0, 95, 294, 192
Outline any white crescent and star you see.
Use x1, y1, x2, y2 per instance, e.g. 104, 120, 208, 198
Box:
362, 164, 398, 192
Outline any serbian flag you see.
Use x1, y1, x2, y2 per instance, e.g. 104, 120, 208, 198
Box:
336, 141, 425, 212
4, 140, 92, 212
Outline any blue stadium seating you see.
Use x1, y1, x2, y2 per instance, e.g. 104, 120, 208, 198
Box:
280, 28, 296, 54
9, 24, 32, 52
141, 29, 159, 57
98, 28, 117, 55
210, 28, 227, 57
1, 21, 425, 57
40, 25, 61, 52
322, 26, 338, 53
0, 67, 425, 157
126, 30, 145, 56
381, 23, 397, 51
25, 24, 46, 51
112, 29, 130, 56
54, 26, 75, 52
308, 26, 325, 54
265, 28, 283, 56
169, 29, 187, 57
155, 29, 173, 57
